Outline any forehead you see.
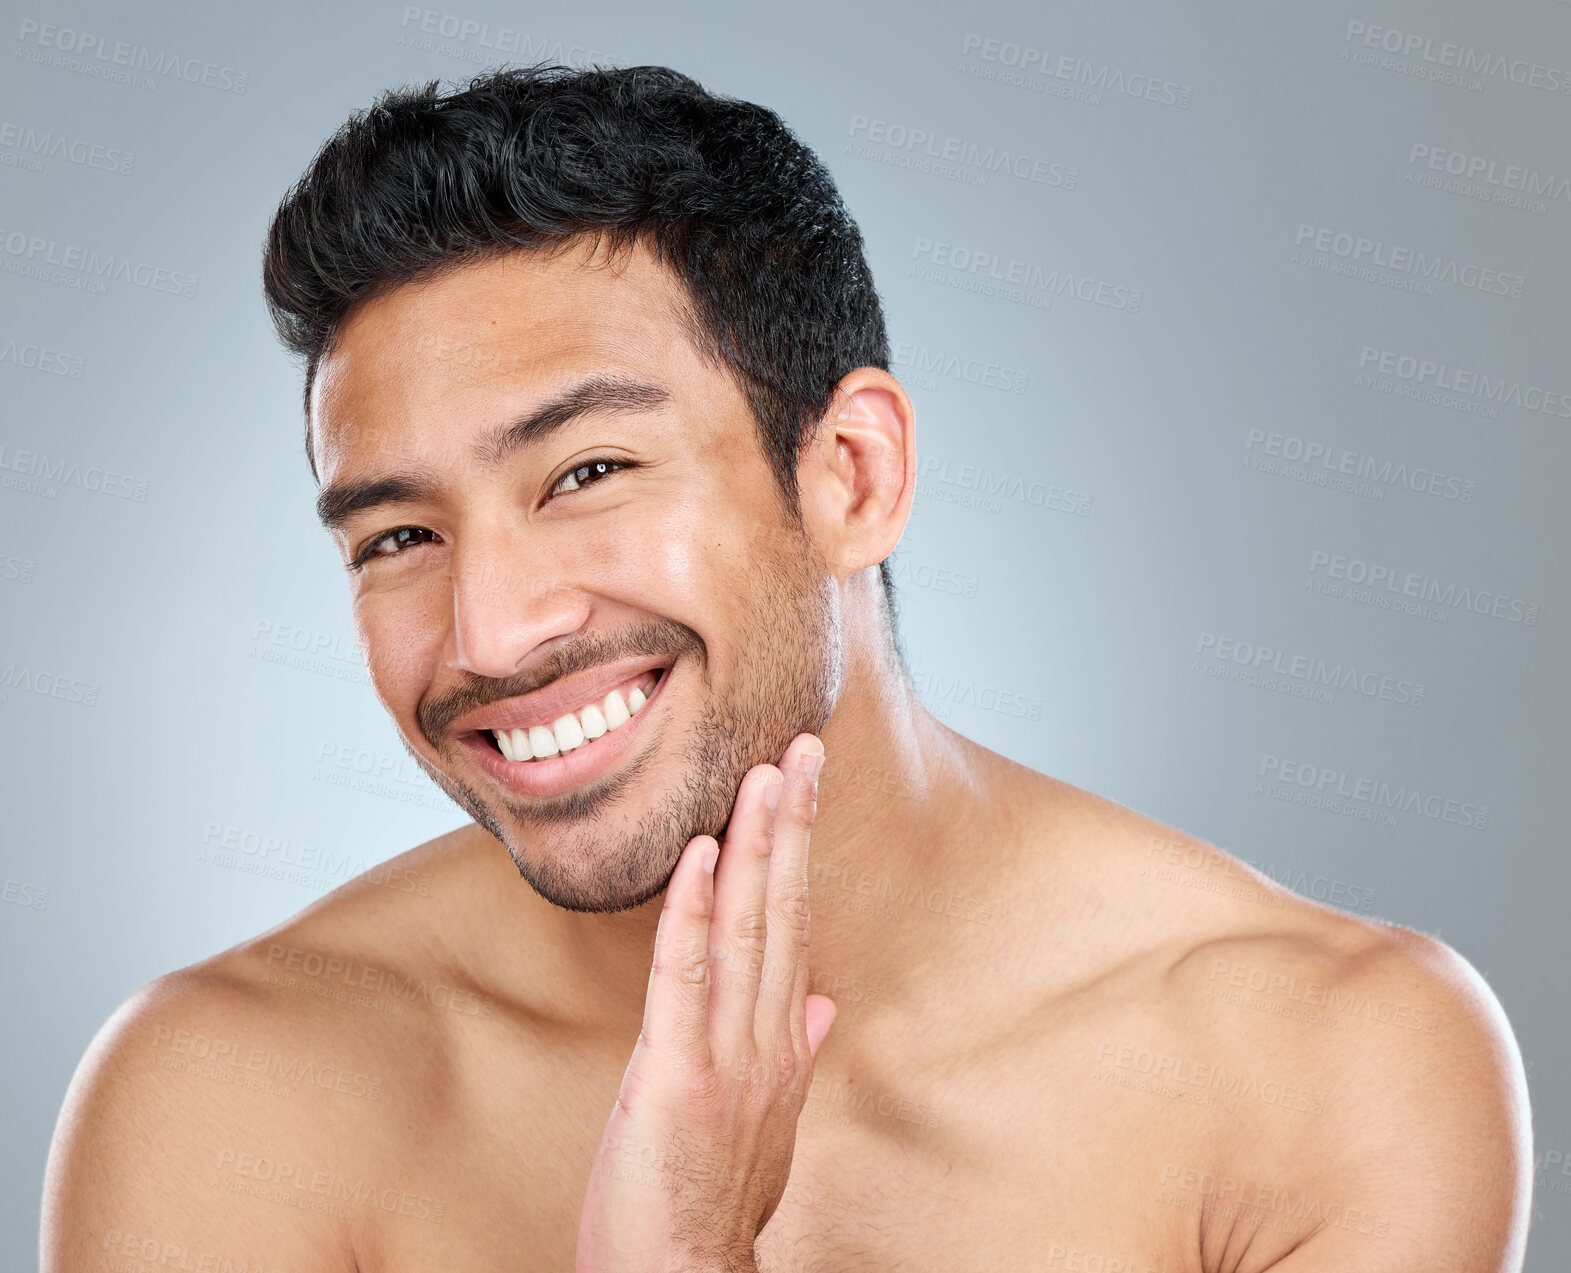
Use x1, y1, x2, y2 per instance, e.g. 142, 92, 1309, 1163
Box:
310, 237, 713, 467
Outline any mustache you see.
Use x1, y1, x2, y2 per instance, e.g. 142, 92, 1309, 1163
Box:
416, 618, 703, 743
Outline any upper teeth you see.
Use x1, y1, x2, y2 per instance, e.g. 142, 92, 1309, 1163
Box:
492, 673, 658, 762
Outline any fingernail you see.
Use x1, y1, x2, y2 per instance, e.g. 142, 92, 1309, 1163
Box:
763, 773, 783, 810
801, 748, 825, 781
700, 840, 719, 874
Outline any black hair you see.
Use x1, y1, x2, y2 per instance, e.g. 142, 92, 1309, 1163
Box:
261, 61, 903, 644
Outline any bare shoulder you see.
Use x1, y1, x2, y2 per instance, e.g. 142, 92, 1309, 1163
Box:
41, 825, 486, 1271
1175, 909, 1532, 1270
1059, 781, 1534, 1270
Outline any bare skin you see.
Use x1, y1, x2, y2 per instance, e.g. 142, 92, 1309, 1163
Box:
42, 239, 1532, 1273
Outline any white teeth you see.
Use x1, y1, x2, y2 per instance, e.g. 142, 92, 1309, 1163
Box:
490, 671, 661, 761
580, 704, 608, 740
552, 712, 585, 753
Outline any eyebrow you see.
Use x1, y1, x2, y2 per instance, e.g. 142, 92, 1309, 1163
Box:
315, 373, 672, 533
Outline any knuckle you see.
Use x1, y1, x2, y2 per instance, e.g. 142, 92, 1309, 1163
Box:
726, 910, 770, 954
659, 944, 709, 988
779, 788, 816, 829
781, 775, 818, 824
680, 1063, 726, 1108
717, 1051, 765, 1097
771, 1047, 800, 1092
769, 888, 811, 932
705, 941, 726, 971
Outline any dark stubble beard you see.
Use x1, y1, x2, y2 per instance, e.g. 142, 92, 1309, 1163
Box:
403, 532, 842, 913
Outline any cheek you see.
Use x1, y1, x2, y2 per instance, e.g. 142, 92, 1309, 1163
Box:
353, 585, 448, 699
572, 492, 732, 606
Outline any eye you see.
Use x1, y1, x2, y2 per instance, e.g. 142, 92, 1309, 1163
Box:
350, 525, 439, 570
348, 457, 636, 571
551, 456, 632, 496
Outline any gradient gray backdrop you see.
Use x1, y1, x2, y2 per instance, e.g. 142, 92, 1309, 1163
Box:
2, 0, 1568, 1267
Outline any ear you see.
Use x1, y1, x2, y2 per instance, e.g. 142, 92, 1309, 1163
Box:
798, 366, 916, 582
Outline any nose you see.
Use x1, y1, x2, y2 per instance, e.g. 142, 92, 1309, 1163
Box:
444, 532, 589, 679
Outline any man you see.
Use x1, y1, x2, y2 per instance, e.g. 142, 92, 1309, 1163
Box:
42, 64, 1532, 1272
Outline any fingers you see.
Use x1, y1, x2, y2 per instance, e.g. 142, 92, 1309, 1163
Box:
707, 764, 784, 1060
804, 994, 837, 1059
654, 733, 831, 1093
755, 738, 824, 1067
639, 833, 719, 1065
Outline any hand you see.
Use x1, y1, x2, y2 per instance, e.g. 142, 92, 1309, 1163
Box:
575, 733, 836, 1273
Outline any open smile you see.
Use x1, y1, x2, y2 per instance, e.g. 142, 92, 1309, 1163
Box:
453, 663, 671, 798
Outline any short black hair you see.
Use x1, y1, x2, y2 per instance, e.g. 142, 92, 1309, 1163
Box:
261, 61, 903, 640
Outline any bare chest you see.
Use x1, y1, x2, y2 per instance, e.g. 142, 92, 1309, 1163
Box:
354, 1039, 1199, 1273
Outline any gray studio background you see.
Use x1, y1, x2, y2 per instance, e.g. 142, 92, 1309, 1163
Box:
2, 0, 1568, 1267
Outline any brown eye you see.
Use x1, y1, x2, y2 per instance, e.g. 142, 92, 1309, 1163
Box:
552, 457, 627, 495
353, 525, 438, 568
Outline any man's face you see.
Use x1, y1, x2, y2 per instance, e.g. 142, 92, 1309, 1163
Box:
310, 239, 842, 913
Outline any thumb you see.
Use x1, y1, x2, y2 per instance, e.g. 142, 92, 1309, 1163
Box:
804, 994, 837, 1058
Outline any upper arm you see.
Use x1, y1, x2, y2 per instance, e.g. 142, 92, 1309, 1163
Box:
1259, 933, 1532, 1272
40, 973, 360, 1272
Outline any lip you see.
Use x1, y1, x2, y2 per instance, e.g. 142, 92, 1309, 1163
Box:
450, 653, 674, 735
455, 662, 671, 799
